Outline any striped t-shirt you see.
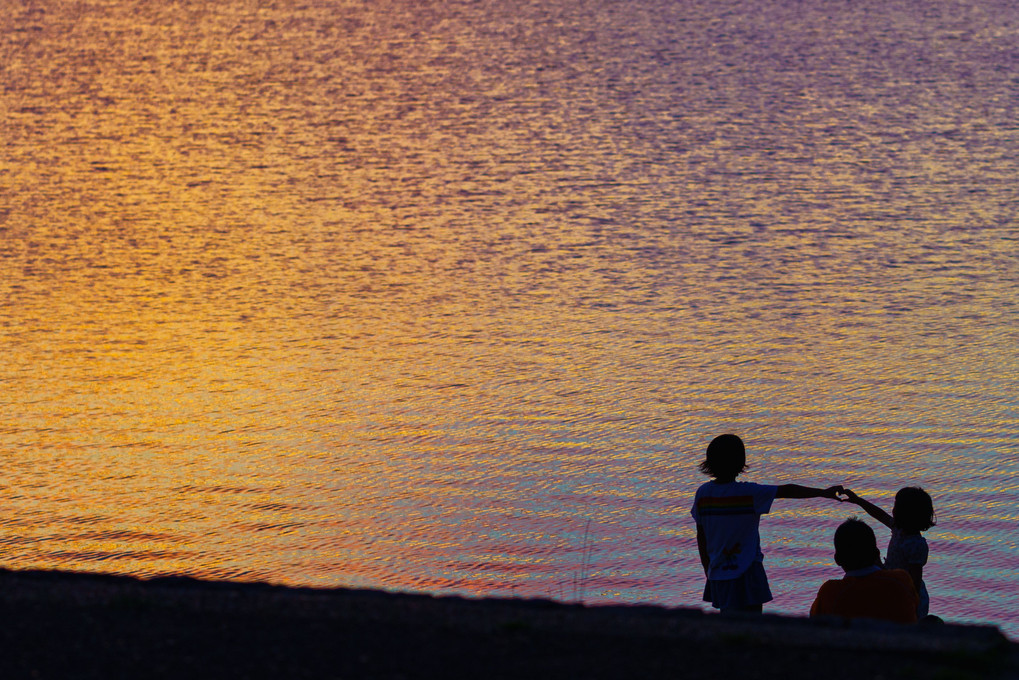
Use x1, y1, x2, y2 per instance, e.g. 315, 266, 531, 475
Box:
691, 481, 778, 580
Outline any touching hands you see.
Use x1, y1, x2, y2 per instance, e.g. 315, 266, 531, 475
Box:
823, 485, 846, 500
821, 485, 861, 502
838, 487, 860, 504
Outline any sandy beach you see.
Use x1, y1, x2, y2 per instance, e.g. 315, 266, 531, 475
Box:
0, 568, 1013, 679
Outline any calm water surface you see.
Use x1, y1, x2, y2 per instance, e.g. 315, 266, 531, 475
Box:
2, 0, 1018, 638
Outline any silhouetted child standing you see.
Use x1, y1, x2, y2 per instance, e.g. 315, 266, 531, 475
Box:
841, 486, 937, 617
691, 434, 843, 613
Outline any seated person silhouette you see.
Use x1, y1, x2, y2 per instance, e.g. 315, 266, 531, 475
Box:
810, 518, 919, 624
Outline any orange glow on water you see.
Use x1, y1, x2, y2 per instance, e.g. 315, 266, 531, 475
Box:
2, 0, 1017, 639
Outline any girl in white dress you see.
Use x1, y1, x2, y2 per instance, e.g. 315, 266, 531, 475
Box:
841, 486, 937, 618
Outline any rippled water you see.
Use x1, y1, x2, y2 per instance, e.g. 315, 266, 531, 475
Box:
2, 0, 1017, 638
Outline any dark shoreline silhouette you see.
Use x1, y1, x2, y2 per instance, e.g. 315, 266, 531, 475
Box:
0, 568, 1013, 679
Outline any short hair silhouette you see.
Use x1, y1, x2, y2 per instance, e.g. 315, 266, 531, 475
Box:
892, 487, 937, 532
698, 434, 747, 480
834, 518, 880, 571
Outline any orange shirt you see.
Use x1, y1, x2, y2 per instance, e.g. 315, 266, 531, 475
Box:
810, 568, 919, 624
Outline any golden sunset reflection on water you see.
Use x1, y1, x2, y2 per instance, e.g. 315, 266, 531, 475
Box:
2, 0, 1018, 639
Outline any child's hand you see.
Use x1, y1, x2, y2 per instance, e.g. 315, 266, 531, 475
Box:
822, 485, 845, 499
839, 488, 860, 504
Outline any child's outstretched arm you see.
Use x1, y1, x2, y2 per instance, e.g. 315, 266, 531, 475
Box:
841, 489, 893, 528
776, 484, 843, 499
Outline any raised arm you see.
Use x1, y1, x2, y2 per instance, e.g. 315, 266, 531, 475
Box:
775, 484, 843, 499
841, 489, 893, 528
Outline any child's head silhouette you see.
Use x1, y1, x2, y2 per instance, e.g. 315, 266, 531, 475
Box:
892, 486, 937, 532
833, 518, 880, 571
698, 433, 747, 481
